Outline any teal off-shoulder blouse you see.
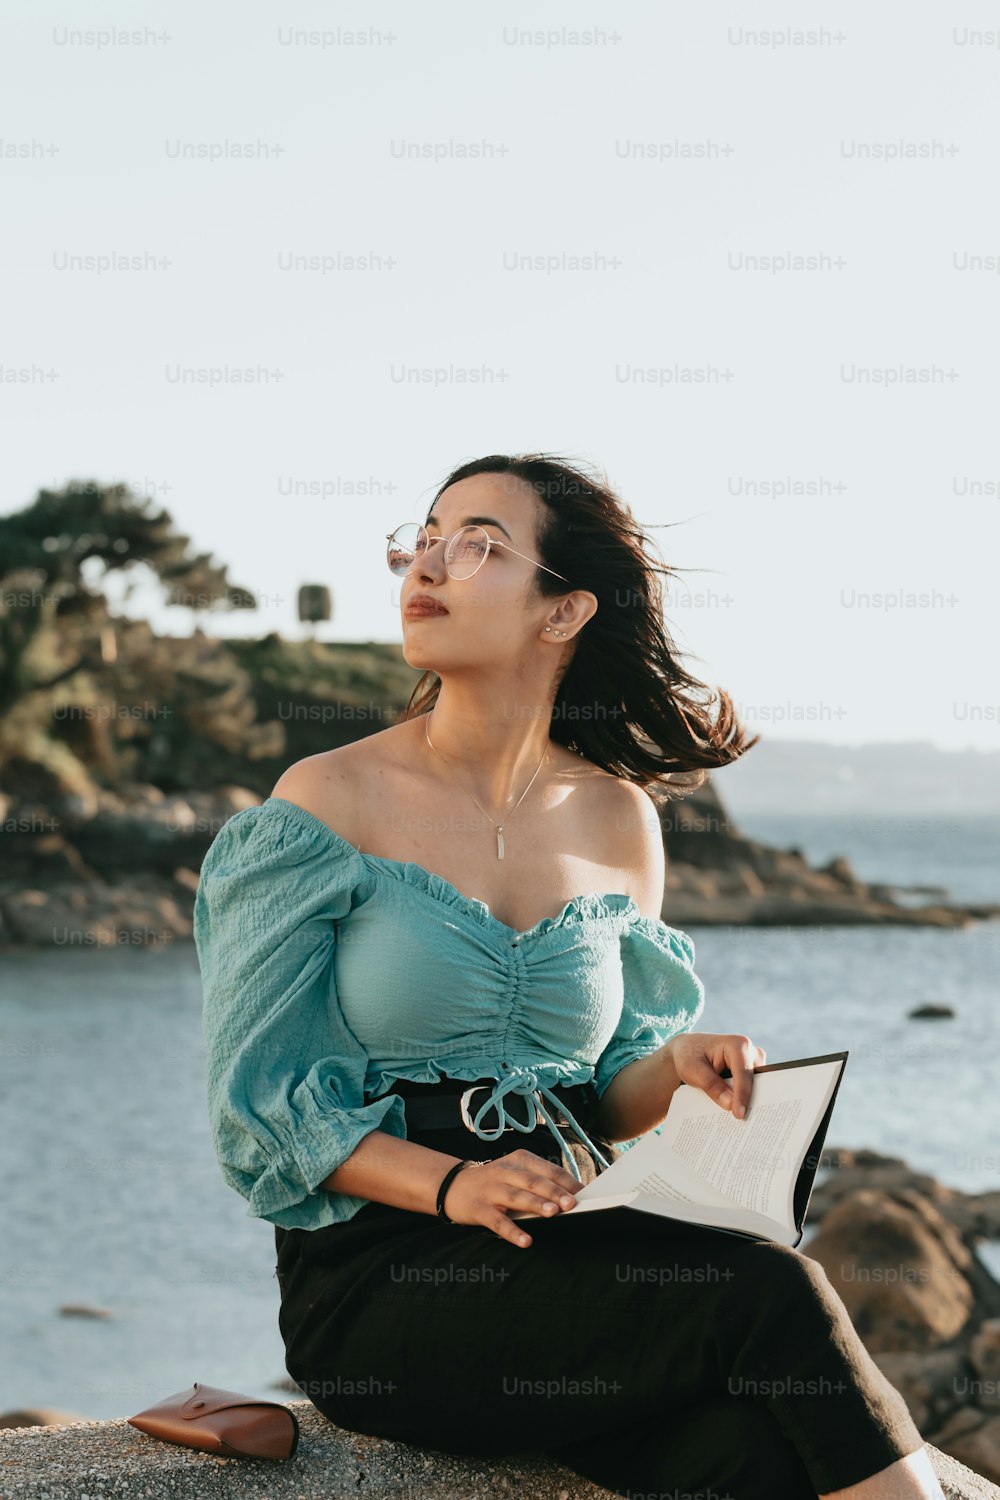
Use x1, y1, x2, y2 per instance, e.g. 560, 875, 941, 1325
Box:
194, 795, 705, 1231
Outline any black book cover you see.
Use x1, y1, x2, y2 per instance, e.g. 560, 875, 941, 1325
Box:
709, 1050, 850, 1246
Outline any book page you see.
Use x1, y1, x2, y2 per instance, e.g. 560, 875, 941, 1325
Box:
574, 1123, 735, 1208
627, 1192, 788, 1242
630, 1168, 701, 1203
668, 1097, 803, 1221
515, 1132, 733, 1220
573, 1057, 842, 1230
663, 1062, 841, 1225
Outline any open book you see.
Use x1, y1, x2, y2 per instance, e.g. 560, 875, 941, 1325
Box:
514, 1051, 849, 1247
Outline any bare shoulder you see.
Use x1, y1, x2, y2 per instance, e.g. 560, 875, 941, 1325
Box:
597, 774, 664, 849
554, 749, 663, 861
270, 729, 400, 843
596, 775, 666, 919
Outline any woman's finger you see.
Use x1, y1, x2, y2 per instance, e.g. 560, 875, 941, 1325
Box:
722, 1035, 763, 1119
682, 1053, 740, 1113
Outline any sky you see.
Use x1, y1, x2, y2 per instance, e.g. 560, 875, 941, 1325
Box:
3, 2, 999, 750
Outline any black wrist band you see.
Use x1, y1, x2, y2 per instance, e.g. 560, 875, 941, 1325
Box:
435, 1159, 479, 1223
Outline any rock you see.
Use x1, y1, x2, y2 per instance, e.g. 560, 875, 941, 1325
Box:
0, 1398, 994, 1500
663, 865, 720, 901
67, 789, 255, 877
653, 778, 997, 926
805, 1188, 977, 1351
934, 1406, 997, 1445
935, 1412, 1000, 1487
0, 785, 266, 948
872, 1348, 970, 1432
0, 800, 102, 882
812, 1152, 1000, 1271
731, 861, 766, 896
270, 1374, 303, 1393
823, 1147, 901, 1168
804, 1154, 1000, 1482
57, 787, 102, 821
0, 879, 192, 948
0, 757, 87, 805
909, 1003, 957, 1018
811, 1160, 962, 1222
0, 1407, 89, 1429
970, 1320, 1000, 1411
969, 1195, 1000, 1240
820, 854, 869, 893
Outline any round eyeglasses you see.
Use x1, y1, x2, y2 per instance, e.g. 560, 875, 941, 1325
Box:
385, 522, 571, 583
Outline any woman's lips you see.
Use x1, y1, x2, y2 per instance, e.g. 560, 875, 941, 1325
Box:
404, 604, 449, 617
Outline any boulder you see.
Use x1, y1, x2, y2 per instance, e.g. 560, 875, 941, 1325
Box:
804, 1154, 1000, 1478
805, 1188, 977, 1351
873, 1348, 971, 1432
813, 1151, 1000, 1270
0, 1408, 89, 1430
0, 878, 192, 948
65, 786, 260, 876
970, 1320, 1000, 1412
0, 784, 261, 949
0, 1398, 994, 1499
932, 1411, 1000, 1487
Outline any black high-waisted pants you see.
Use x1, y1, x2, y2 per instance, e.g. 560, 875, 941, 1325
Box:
273, 1080, 925, 1499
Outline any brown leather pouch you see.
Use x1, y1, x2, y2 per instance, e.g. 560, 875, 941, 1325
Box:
127, 1381, 299, 1459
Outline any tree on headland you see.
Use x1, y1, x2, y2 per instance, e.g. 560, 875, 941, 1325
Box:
0, 479, 255, 709
0, 480, 271, 796
0, 479, 417, 801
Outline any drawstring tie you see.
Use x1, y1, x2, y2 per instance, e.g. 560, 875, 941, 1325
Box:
459, 1065, 611, 1183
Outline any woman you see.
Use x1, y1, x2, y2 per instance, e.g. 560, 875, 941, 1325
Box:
194, 453, 943, 1500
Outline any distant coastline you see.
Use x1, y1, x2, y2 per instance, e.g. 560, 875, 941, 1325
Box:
716, 736, 1000, 817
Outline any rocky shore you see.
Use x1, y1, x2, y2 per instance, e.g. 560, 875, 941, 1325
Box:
0, 783, 257, 949
1, 777, 997, 949
661, 780, 1000, 929
805, 1147, 1000, 1482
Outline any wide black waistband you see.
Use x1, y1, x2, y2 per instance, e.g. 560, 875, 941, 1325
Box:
369, 1074, 599, 1136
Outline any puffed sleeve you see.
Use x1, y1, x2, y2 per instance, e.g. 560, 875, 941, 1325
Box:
593, 915, 706, 1104
194, 800, 407, 1230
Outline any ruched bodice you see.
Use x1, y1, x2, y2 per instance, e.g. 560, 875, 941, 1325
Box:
195, 795, 705, 1230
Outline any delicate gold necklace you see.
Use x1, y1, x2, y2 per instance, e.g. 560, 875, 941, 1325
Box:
423, 712, 548, 860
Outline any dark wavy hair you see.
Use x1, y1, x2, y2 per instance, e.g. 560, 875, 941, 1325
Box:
399, 452, 759, 801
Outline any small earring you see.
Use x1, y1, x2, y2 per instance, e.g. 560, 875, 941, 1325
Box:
544, 626, 568, 637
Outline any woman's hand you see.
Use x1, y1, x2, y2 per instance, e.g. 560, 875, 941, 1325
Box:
667, 1032, 767, 1120
440, 1149, 582, 1249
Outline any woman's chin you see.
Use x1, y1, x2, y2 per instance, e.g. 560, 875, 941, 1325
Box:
400, 642, 439, 670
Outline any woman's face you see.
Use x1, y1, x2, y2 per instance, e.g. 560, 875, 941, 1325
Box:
396, 473, 556, 674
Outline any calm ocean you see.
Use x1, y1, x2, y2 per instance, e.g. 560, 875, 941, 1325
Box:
1, 813, 997, 1420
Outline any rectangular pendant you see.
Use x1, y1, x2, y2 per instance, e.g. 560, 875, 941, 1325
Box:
497, 827, 504, 860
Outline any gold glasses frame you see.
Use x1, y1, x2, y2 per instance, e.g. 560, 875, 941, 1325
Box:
385, 522, 571, 584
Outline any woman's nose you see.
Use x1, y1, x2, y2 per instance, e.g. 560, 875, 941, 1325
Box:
414, 537, 448, 582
